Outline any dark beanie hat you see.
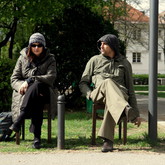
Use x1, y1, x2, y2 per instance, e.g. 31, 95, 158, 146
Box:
29, 32, 46, 47
97, 34, 120, 56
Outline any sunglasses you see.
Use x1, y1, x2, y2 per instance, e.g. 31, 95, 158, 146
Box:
31, 44, 43, 48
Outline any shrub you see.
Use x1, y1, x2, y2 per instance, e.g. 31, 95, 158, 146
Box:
0, 58, 16, 112
133, 74, 148, 85
132, 74, 165, 85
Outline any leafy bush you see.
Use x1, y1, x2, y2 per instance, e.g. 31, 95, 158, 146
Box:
133, 74, 148, 85
133, 74, 165, 85
157, 74, 165, 78
0, 58, 16, 112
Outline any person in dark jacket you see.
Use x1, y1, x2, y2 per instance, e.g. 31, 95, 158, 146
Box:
9, 33, 57, 149
79, 34, 141, 152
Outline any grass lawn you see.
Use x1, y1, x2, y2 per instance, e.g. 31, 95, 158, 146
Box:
134, 85, 165, 98
136, 92, 165, 98
134, 85, 165, 91
0, 111, 165, 153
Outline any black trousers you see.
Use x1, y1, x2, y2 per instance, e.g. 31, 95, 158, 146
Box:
14, 81, 50, 139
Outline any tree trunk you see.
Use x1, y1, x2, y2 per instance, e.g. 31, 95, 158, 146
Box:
0, 31, 12, 48
9, 34, 14, 59
9, 17, 18, 59
0, 17, 18, 59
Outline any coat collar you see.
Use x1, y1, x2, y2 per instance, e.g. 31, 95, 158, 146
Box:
100, 53, 125, 62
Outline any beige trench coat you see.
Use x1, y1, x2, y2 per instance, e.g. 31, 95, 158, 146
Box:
79, 54, 140, 120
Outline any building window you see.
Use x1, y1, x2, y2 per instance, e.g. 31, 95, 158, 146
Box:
158, 52, 161, 60
132, 52, 141, 63
158, 30, 162, 37
133, 29, 141, 40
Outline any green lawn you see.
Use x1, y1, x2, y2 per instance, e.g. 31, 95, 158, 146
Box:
134, 85, 165, 91
136, 92, 165, 98
0, 111, 165, 153
134, 85, 165, 98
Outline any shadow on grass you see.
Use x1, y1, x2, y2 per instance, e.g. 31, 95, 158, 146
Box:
39, 136, 101, 150
40, 134, 165, 154
113, 133, 165, 153
44, 137, 165, 153
2, 135, 165, 153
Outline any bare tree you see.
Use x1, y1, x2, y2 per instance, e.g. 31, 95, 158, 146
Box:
92, 0, 149, 55
158, 13, 165, 63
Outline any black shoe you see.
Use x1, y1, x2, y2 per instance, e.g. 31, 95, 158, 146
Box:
0, 129, 13, 141
32, 138, 41, 149
4, 129, 13, 141
101, 139, 113, 152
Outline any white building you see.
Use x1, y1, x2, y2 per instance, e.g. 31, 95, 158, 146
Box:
114, 3, 165, 74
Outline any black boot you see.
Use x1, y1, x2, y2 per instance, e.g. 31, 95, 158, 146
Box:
101, 138, 113, 152
9, 111, 26, 133
32, 137, 41, 149
0, 129, 13, 141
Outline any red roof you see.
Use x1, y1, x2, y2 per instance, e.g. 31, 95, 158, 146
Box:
103, 2, 149, 23
124, 3, 149, 22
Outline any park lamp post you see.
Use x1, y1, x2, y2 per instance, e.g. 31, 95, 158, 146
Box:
148, 0, 159, 141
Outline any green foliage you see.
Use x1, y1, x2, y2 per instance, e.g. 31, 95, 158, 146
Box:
0, 0, 65, 59
133, 74, 148, 79
0, 0, 64, 24
0, 1, 126, 109
133, 74, 148, 85
0, 58, 16, 112
92, 0, 127, 22
157, 74, 165, 78
37, 4, 124, 108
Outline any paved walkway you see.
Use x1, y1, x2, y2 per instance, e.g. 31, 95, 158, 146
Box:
136, 94, 165, 128
0, 151, 165, 165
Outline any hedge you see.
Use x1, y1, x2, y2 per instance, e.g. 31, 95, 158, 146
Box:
0, 58, 16, 112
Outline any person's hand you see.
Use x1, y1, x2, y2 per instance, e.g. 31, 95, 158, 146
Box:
88, 92, 92, 100
133, 117, 141, 127
19, 81, 28, 95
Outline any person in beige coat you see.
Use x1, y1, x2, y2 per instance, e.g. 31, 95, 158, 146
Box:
79, 34, 141, 152
8, 33, 57, 149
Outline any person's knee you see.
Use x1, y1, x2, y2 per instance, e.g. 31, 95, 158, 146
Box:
103, 78, 114, 86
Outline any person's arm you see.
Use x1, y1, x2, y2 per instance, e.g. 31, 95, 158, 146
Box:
10, 56, 25, 92
32, 56, 57, 87
133, 117, 141, 127
79, 58, 95, 99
